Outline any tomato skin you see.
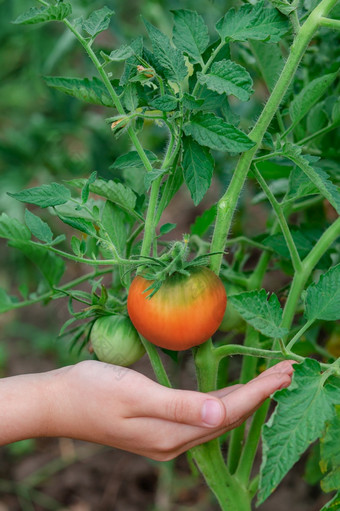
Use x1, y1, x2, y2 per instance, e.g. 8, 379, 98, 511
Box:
127, 267, 227, 351
90, 315, 145, 366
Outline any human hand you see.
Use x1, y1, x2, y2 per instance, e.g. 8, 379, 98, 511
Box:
44, 359, 295, 460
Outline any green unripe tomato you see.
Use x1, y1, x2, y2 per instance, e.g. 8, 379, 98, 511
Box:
90, 315, 145, 366
219, 284, 245, 333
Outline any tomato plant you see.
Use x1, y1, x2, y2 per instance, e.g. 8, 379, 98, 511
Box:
1, 0, 340, 509
128, 267, 227, 350
219, 284, 245, 332
90, 314, 145, 366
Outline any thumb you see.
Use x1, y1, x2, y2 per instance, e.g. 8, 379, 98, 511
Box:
154, 388, 226, 428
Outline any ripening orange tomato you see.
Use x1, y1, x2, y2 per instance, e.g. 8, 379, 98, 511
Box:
127, 267, 227, 351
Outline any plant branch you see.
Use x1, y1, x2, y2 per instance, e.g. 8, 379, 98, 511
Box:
297, 122, 339, 146
319, 16, 340, 29
62, 19, 153, 174
286, 319, 315, 350
252, 164, 302, 272
281, 217, 340, 331
209, 0, 339, 274
29, 240, 133, 266
139, 336, 172, 388
214, 344, 289, 361
8, 269, 112, 311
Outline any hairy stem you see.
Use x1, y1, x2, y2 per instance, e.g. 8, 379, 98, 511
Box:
210, 0, 339, 274
63, 19, 153, 174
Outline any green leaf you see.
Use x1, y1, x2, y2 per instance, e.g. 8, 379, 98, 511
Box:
190, 204, 217, 236
171, 9, 209, 64
144, 169, 168, 191
332, 98, 340, 124
287, 166, 319, 200
320, 406, 340, 472
250, 41, 284, 92
122, 168, 146, 195
44, 76, 114, 108
320, 491, 340, 510
122, 82, 139, 112
198, 59, 253, 102
120, 36, 144, 87
268, 0, 297, 15
182, 93, 204, 111
0, 288, 16, 314
304, 443, 323, 486
305, 264, 340, 322
258, 359, 339, 505
182, 136, 214, 206
229, 289, 288, 338
150, 95, 178, 112
57, 215, 96, 237
71, 236, 85, 257
289, 72, 338, 129
159, 223, 177, 235
183, 112, 254, 153
283, 145, 340, 214
320, 406, 340, 492
111, 150, 158, 170
108, 44, 134, 61
9, 240, 64, 287
307, 102, 328, 134
263, 230, 313, 260
82, 6, 114, 39
13, 3, 72, 25
81, 171, 97, 204
101, 201, 127, 256
216, 1, 289, 43
67, 178, 137, 219
25, 209, 53, 244
8, 183, 71, 209
0, 213, 30, 241
143, 18, 187, 83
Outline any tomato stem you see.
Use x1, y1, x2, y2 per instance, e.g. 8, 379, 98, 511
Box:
209, 0, 339, 275
139, 336, 172, 388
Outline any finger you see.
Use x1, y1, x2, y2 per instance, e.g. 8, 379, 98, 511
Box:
130, 384, 226, 428
220, 371, 292, 428
255, 360, 296, 380
209, 384, 243, 398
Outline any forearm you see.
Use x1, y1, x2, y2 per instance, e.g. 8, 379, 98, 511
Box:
0, 369, 62, 445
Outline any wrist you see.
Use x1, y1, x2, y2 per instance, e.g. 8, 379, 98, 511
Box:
0, 366, 71, 445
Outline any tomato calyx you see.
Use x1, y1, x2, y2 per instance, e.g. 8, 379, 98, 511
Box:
128, 237, 224, 298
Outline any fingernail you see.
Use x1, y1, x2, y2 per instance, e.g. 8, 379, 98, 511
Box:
202, 399, 223, 427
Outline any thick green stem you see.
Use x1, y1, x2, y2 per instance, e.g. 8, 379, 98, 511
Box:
236, 401, 271, 485
191, 441, 251, 511
227, 328, 259, 473
210, 0, 339, 274
190, 341, 251, 510
140, 176, 163, 257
